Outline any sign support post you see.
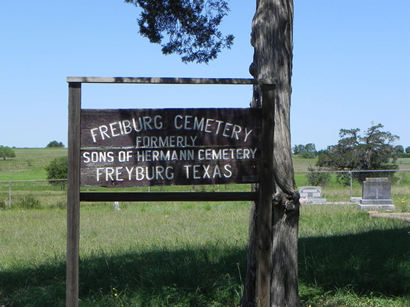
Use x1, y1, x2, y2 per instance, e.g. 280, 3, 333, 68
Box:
66, 82, 81, 307
255, 84, 275, 306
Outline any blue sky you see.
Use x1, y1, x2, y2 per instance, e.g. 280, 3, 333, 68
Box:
1, 1, 409, 150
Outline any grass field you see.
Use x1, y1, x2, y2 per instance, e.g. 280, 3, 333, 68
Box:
0, 204, 409, 306
0, 149, 409, 306
0, 148, 66, 181
2, 148, 409, 210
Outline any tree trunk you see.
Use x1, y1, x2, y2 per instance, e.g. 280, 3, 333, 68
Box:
242, 1, 300, 306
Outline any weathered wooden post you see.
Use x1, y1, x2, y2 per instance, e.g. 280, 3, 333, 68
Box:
255, 84, 275, 306
8, 181, 12, 208
66, 82, 81, 307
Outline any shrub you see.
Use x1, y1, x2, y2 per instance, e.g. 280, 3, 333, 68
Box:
336, 173, 352, 186
46, 156, 68, 188
306, 167, 330, 186
17, 194, 42, 209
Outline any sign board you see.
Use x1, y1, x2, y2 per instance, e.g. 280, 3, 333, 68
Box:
66, 77, 273, 307
80, 108, 261, 186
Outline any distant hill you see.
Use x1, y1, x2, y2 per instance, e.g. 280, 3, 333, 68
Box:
0, 148, 67, 181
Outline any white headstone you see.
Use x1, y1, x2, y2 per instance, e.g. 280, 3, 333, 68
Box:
113, 201, 120, 211
298, 186, 326, 204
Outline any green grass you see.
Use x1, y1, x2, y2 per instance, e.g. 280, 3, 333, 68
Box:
1, 204, 409, 306
0, 149, 409, 305
398, 157, 410, 170
0, 148, 67, 181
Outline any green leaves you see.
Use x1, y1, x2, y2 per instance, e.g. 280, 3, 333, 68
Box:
0, 146, 16, 160
45, 156, 67, 187
125, 0, 234, 63
317, 123, 399, 183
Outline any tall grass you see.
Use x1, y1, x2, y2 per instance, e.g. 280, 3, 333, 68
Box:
1, 204, 409, 306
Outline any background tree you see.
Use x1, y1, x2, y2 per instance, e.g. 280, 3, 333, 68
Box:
46, 156, 68, 188
292, 144, 304, 155
394, 145, 404, 155
124, 0, 233, 63
317, 123, 399, 184
306, 166, 330, 186
0, 146, 16, 160
124, 1, 298, 305
46, 140, 64, 148
293, 143, 317, 158
406, 146, 410, 154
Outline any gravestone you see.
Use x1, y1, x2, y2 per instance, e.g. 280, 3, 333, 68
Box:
113, 201, 120, 211
358, 177, 395, 211
298, 186, 326, 204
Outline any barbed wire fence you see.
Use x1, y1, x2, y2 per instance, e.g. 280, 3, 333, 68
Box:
300, 169, 410, 198
0, 179, 67, 209
1, 169, 409, 208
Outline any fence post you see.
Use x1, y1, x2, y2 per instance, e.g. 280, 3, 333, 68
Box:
349, 171, 353, 199
8, 181, 12, 208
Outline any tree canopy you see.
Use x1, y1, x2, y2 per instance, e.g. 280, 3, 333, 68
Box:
124, 0, 234, 63
293, 143, 317, 158
0, 146, 16, 160
46, 140, 64, 148
317, 123, 399, 183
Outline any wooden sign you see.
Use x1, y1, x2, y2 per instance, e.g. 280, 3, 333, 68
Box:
80, 108, 261, 186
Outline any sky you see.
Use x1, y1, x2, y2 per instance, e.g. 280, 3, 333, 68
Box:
1, 1, 409, 150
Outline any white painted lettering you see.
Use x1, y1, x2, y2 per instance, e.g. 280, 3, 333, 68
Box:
99, 125, 110, 140
96, 168, 104, 182
202, 165, 211, 178
223, 164, 232, 178
193, 117, 205, 130
184, 115, 193, 130
231, 125, 242, 140
82, 152, 90, 163
244, 128, 253, 142
154, 115, 163, 129
214, 120, 224, 134
122, 120, 132, 134
183, 165, 192, 179
109, 122, 120, 137
222, 122, 233, 138
204, 118, 214, 133
90, 128, 99, 143
174, 115, 183, 129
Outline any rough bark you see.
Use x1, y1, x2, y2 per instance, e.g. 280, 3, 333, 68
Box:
242, 1, 300, 306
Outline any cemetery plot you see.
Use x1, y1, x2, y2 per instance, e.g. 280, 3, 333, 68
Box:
80, 108, 261, 186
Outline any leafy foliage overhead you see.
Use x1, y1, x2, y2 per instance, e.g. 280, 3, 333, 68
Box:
124, 0, 234, 63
